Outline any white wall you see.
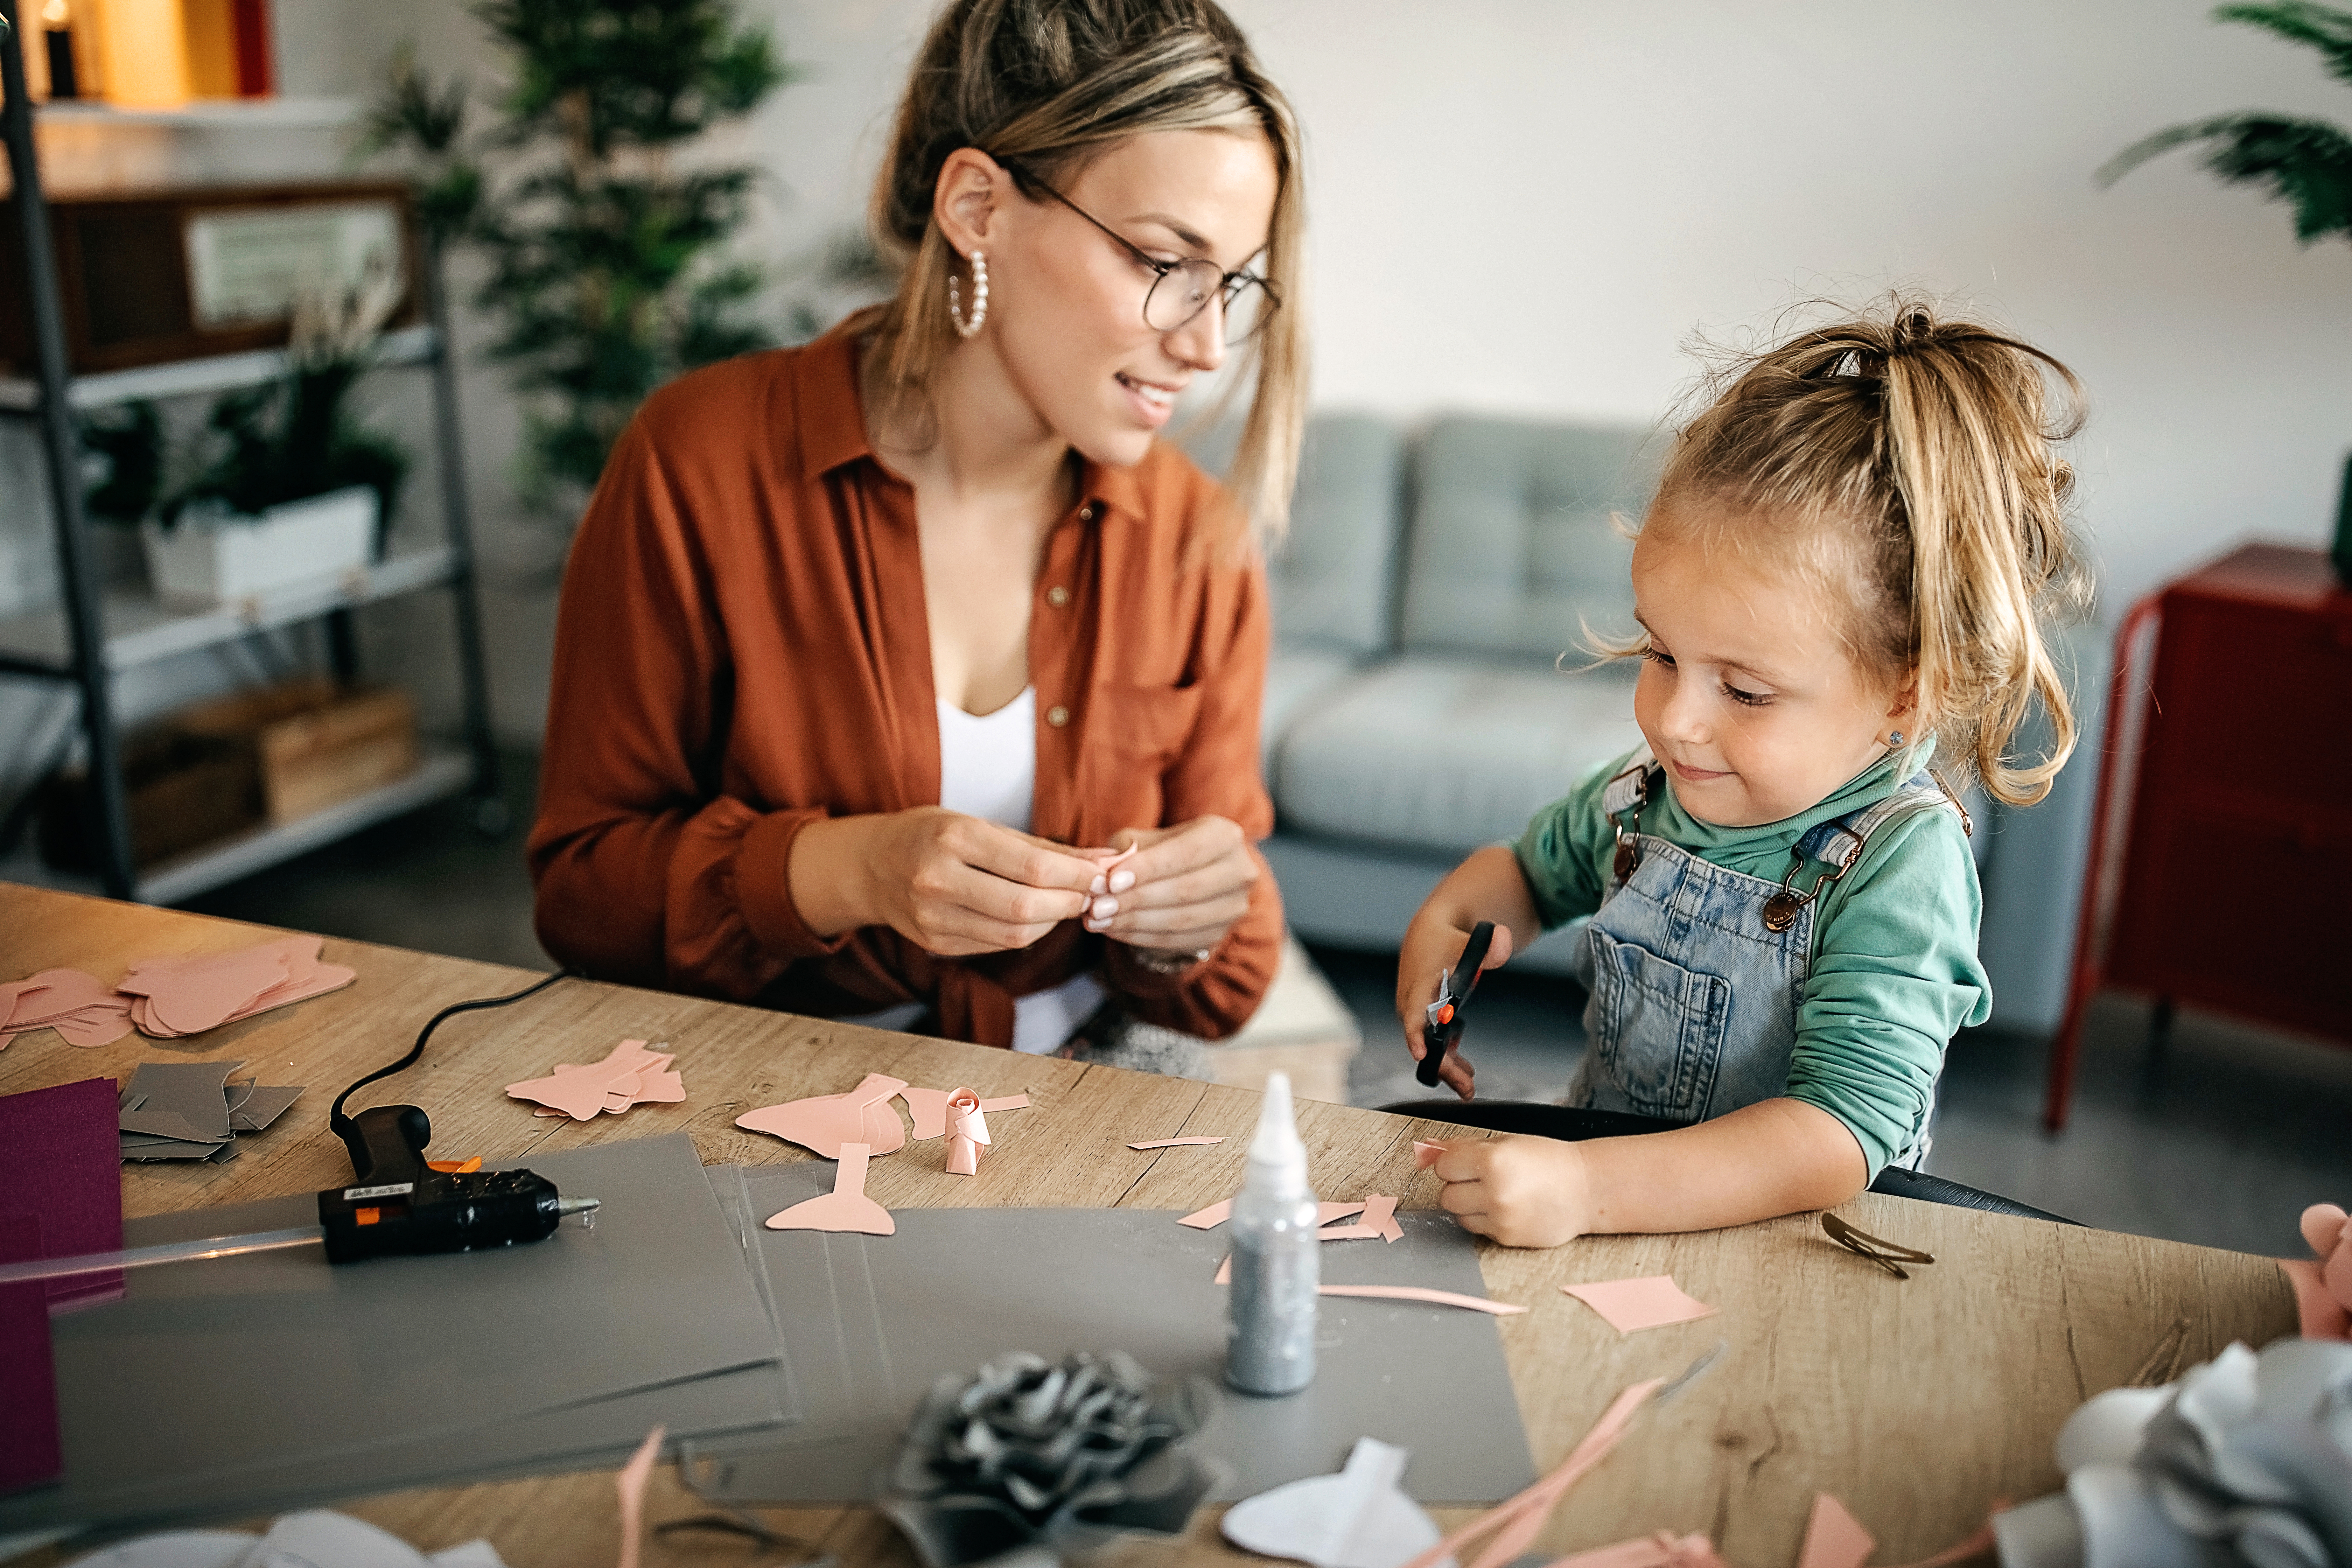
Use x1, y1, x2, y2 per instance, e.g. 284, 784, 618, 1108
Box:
10, 0, 2349, 754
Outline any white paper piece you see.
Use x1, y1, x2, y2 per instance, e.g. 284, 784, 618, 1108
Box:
63, 1533, 256, 1568
230, 1511, 442, 1568
427, 1544, 510, 1568
1221, 1436, 1450, 1568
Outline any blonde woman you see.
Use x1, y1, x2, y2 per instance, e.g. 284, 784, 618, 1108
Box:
529, 0, 1307, 1055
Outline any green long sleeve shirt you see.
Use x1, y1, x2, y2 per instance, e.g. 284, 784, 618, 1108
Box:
1513, 744, 1990, 1177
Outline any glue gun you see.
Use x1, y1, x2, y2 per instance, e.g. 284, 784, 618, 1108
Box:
324, 1102, 598, 1264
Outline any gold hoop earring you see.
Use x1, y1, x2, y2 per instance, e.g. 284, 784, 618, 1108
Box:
947, 251, 988, 338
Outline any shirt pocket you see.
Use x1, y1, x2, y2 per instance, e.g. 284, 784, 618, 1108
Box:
1081, 681, 1206, 839
1095, 681, 1206, 772
1584, 925, 1730, 1121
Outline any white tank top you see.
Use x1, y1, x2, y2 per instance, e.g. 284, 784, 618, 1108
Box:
842, 688, 1107, 1053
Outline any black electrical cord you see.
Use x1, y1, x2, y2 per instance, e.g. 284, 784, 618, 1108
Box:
328, 966, 579, 1138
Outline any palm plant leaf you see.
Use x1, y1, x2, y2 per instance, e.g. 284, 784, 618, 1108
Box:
2214, 2, 2352, 86
2102, 113, 2352, 243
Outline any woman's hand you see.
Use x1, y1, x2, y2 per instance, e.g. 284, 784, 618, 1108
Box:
1081, 816, 1258, 959
1426, 1136, 1593, 1248
789, 807, 1102, 955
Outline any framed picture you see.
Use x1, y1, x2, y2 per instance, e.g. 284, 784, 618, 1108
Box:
0, 180, 423, 377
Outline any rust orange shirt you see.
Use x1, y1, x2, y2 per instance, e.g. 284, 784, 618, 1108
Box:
527, 328, 1282, 1045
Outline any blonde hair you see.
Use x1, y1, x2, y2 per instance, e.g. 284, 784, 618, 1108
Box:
861, 0, 1307, 547
1648, 297, 2091, 807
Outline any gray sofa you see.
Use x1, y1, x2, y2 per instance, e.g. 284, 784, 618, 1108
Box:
1198, 412, 2105, 1037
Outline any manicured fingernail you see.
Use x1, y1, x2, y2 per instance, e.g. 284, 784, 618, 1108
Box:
1091, 896, 1118, 919
1090, 875, 1107, 896
1084, 917, 1106, 932
1109, 871, 1135, 894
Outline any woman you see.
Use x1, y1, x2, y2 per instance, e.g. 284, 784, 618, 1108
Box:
527, 0, 1307, 1054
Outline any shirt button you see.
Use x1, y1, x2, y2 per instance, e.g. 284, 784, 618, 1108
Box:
1078, 505, 1096, 523
1045, 586, 1070, 608
1045, 705, 1070, 728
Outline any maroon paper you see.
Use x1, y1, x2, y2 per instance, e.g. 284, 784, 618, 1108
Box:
0, 1214, 62, 1494
0, 1077, 125, 1311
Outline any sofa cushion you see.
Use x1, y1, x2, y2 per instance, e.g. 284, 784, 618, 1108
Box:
1270, 654, 1643, 856
1262, 647, 1361, 755
1186, 411, 1404, 658
1401, 416, 1659, 661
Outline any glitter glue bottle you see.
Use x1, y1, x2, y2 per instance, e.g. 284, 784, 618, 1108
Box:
1225, 1070, 1318, 1396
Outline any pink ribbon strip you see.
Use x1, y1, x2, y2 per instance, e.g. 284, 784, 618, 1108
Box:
1129, 1136, 1225, 1149
1392, 1378, 1666, 1568
1316, 1284, 1527, 1316
616, 1423, 665, 1568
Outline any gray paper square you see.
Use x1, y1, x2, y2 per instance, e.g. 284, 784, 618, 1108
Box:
0, 1133, 789, 1533
683, 1170, 1535, 1506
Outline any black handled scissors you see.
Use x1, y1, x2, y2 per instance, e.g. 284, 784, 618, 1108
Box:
1416, 920, 1494, 1087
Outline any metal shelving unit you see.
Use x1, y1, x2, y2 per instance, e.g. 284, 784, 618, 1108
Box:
0, 12, 501, 902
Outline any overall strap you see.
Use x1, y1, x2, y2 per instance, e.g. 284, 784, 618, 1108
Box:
1762, 771, 1964, 933
1600, 746, 1659, 817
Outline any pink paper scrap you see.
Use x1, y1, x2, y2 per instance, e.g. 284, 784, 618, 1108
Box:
1129, 1136, 1225, 1150
1413, 1139, 1447, 1170
1796, 1494, 1875, 1568
1179, 1197, 1367, 1232
1542, 1531, 1729, 1568
1561, 1275, 1717, 1336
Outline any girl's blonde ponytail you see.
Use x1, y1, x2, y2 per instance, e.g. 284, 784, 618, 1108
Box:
1656, 298, 2092, 807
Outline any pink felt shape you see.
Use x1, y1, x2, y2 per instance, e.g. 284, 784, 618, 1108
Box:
980, 1093, 1028, 1112
737, 1072, 907, 1157
1543, 1532, 1728, 1568
122, 947, 285, 1036
51, 1003, 135, 1049
1796, 1494, 1875, 1568
764, 1143, 895, 1235
1392, 1379, 1665, 1568
1322, 1196, 1403, 1242
1130, 1136, 1224, 1150
2283, 1200, 2352, 1339
944, 1087, 990, 1177
616, 1423, 664, 1568
1562, 1275, 1717, 1336
1413, 1140, 1446, 1170
507, 1040, 660, 1122
6, 970, 114, 1026
900, 1086, 954, 1140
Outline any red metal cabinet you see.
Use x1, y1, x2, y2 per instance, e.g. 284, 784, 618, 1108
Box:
2046, 544, 2352, 1129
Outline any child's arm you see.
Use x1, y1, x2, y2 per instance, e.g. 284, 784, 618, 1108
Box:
1396, 846, 1542, 1098
1427, 1099, 1867, 1248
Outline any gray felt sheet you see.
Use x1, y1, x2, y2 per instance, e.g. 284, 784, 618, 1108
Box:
681, 1166, 1536, 1507
0, 1133, 796, 1533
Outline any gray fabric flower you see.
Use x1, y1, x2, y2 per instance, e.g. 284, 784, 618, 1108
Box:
882, 1351, 1220, 1568
1995, 1338, 2352, 1568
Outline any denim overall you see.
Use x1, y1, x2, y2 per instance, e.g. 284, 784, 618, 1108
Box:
1563, 747, 1963, 1170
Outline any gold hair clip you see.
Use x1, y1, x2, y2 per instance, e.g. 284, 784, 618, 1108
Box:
1821, 1213, 1936, 1280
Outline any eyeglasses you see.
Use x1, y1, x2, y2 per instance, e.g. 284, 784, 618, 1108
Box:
1003, 161, 1278, 346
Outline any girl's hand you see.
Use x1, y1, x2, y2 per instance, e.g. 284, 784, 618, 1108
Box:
790, 807, 1102, 954
1082, 816, 1258, 959
1426, 1135, 1593, 1248
1396, 915, 1514, 1100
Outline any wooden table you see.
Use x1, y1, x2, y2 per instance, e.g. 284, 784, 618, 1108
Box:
0, 883, 2298, 1567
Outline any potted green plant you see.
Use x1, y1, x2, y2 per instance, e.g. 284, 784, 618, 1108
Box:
82, 266, 412, 607
2102, 0, 2352, 583
362, 0, 790, 530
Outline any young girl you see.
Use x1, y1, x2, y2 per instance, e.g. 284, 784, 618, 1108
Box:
1401, 300, 2088, 1248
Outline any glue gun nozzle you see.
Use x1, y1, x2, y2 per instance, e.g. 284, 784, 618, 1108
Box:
555, 1196, 601, 1229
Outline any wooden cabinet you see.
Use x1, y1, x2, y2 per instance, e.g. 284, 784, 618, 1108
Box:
2046, 543, 2352, 1129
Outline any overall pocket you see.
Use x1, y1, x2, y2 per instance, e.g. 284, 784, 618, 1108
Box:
1584, 925, 1731, 1121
